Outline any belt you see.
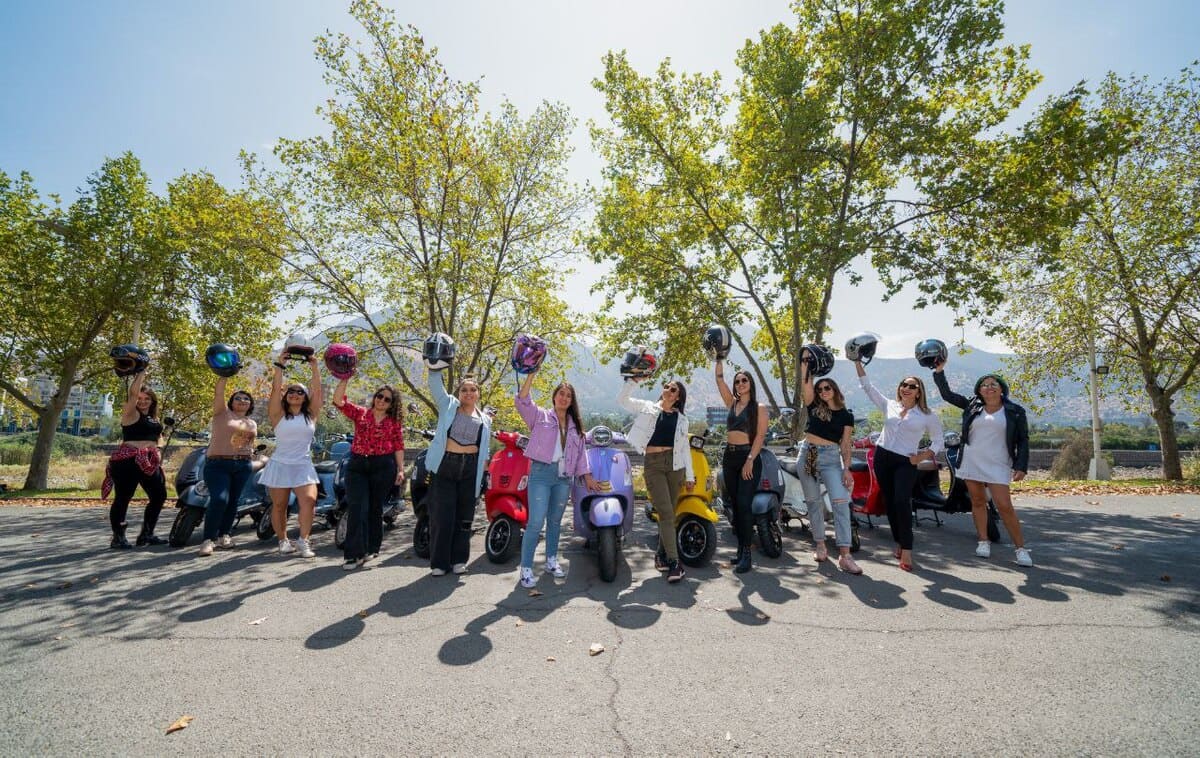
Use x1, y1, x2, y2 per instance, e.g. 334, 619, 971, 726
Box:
208, 454, 252, 460
725, 443, 752, 451
445, 450, 478, 457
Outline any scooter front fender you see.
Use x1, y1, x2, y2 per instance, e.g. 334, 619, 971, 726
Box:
588, 496, 626, 528
751, 492, 778, 517
676, 494, 719, 523
486, 494, 527, 525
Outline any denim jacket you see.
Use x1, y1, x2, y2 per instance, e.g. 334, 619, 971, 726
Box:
425, 370, 491, 496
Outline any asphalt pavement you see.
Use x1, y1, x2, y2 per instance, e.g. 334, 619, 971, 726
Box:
0, 494, 1197, 756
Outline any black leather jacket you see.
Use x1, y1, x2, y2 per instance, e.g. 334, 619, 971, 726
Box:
933, 371, 1030, 473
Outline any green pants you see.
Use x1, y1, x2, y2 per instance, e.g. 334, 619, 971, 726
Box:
644, 450, 683, 562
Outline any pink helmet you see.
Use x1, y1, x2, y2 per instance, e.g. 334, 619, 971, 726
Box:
323, 343, 358, 380
511, 334, 549, 375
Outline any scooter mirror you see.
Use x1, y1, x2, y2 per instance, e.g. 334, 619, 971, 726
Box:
255, 444, 268, 452
778, 408, 795, 419
163, 417, 176, 427
407, 402, 419, 414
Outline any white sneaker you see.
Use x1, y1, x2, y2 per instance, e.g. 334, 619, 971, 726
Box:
452, 563, 468, 575
544, 557, 566, 578
217, 534, 235, 549
278, 539, 296, 555
431, 568, 447, 576
975, 541, 991, 558
197, 539, 215, 557
364, 552, 379, 564
1015, 548, 1034, 567
296, 538, 316, 559
519, 567, 536, 588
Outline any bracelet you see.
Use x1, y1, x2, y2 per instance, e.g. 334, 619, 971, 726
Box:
273, 362, 286, 369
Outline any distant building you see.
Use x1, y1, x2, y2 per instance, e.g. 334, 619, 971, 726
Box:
27, 376, 114, 434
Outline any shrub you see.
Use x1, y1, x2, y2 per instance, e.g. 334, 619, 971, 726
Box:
1051, 430, 1114, 480
1183, 453, 1200, 481
0, 432, 101, 465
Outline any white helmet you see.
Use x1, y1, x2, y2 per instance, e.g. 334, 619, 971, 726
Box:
845, 332, 880, 365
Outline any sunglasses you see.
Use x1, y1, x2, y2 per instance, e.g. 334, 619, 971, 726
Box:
817, 385, 834, 394
285, 388, 306, 395
662, 386, 678, 393
232, 395, 252, 403
979, 383, 1001, 389
374, 393, 394, 403
899, 382, 920, 391
733, 378, 750, 385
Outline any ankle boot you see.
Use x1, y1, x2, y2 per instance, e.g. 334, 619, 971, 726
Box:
735, 546, 752, 574
136, 525, 166, 546
110, 524, 132, 550
730, 545, 745, 564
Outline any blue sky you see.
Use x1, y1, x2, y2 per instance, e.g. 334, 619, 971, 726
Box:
2, 0, 1196, 354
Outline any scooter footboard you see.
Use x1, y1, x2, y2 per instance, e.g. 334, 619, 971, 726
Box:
586, 496, 626, 527
750, 493, 778, 517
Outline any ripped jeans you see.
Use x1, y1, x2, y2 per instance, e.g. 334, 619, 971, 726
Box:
797, 440, 852, 548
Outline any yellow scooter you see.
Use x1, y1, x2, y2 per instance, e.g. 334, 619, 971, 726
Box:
644, 430, 721, 567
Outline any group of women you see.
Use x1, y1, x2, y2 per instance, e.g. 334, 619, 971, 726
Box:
103, 332, 1034, 582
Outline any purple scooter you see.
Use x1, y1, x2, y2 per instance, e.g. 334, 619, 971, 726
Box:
571, 426, 635, 583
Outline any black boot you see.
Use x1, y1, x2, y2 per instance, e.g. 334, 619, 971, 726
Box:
110, 524, 132, 550
729, 545, 745, 565
735, 545, 752, 574
136, 525, 166, 546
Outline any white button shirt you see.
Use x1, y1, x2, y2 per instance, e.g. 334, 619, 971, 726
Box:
860, 377, 944, 456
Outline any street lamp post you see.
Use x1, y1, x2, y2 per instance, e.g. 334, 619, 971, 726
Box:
1087, 330, 1111, 480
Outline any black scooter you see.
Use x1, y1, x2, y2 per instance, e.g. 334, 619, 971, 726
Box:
910, 431, 1001, 542
330, 436, 406, 549
168, 444, 271, 547
408, 429, 437, 559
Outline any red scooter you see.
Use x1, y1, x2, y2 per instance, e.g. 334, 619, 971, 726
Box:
483, 430, 532, 563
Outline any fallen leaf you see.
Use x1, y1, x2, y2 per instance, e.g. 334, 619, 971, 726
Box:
1086, 500, 1101, 505
89, 577, 99, 584
528, 589, 543, 597
248, 617, 268, 626
30, 533, 40, 538
1160, 574, 1172, 582
755, 612, 770, 621
58, 582, 72, 590
546, 656, 556, 662
1171, 513, 1183, 518
514, 620, 524, 627
566, 639, 573, 644
53, 635, 62, 641
357, 610, 368, 618
588, 643, 605, 656
165, 715, 194, 734
726, 732, 732, 741
1112, 544, 1125, 551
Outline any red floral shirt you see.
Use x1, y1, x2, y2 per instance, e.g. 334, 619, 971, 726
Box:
339, 402, 405, 456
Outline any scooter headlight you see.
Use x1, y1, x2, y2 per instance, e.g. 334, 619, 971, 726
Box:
193, 482, 209, 498
944, 431, 962, 447
518, 475, 528, 491
591, 426, 613, 447
516, 436, 529, 451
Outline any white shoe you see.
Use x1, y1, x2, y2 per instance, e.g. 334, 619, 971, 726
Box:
1015, 548, 1034, 567
519, 567, 536, 588
431, 568, 447, 577
364, 552, 379, 564
452, 563, 468, 575
975, 541, 991, 558
544, 557, 566, 578
278, 539, 296, 555
197, 539, 215, 557
296, 538, 316, 559
217, 534, 235, 549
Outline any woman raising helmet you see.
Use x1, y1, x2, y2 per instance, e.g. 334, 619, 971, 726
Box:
102, 367, 168, 549
715, 361, 769, 574
260, 349, 323, 559
197, 377, 257, 557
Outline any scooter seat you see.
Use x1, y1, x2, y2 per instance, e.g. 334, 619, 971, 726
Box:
314, 461, 338, 474
848, 461, 868, 473
781, 460, 801, 478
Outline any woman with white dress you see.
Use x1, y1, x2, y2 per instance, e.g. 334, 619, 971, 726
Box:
933, 358, 1033, 567
260, 350, 323, 558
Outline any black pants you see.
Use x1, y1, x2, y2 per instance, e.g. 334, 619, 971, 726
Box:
343, 454, 397, 560
429, 452, 478, 571
722, 446, 762, 549
108, 457, 167, 534
873, 446, 918, 550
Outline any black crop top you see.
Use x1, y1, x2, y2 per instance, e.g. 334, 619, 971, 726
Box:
647, 411, 678, 447
805, 402, 854, 444
122, 413, 162, 442
727, 402, 752, 433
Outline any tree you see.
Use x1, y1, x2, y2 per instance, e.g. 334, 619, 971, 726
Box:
1001, 66, 1200, 480
244, 0, 584, 420
0, 154, 285, 489
587, 0, 1061, 414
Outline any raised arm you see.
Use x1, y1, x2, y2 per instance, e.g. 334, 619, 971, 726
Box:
429, 368, 451, 409
932, 360, 969, 410
332, 377, 349, 408
617, 376, 655, 415
855, 360, 888, 412
306, 355, 323, 417
715, 360, 734, 408
515, 372, 541, 429
121, 370, 147, 425
799, 349, 814, 407
267, 351, 286, 426
212, 375, 229, 417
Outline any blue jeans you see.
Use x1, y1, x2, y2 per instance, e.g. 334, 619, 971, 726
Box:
797, 440, 852, 548
202, 457, 253, 541
521, 460, 571, 569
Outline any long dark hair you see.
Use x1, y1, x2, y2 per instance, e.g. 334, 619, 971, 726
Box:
732, 370, 758, 442
283, 383, 312, 421
374, 384, 403, 425
138, 387, 159, 420
553, 381, 585, 437
660, 380, 687, 415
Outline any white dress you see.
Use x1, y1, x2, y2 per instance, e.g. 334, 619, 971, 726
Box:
957, 407, 1012, 485
259, 414, 319, 488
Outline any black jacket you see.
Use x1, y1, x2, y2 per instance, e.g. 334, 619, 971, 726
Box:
933, 371, 1030, 473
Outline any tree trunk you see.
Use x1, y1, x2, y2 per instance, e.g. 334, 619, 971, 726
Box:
22, 359, 81, 491
1146, 383, 1182, 480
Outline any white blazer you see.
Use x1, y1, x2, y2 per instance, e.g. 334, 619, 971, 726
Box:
617, 381, 695, 481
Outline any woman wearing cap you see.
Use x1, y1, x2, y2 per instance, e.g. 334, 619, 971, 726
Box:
103, 368, 168, 549
261, 350, 323, 559
332, 379, 406, 570
933, 358, 1033, 567
798, 350, 861, 574
425, 367, 491, 576
619, 375, 694, 583
515, 368, 597, 588
716, 363, 769, 574
854, 360, 943, 571
197, 377, 258, 556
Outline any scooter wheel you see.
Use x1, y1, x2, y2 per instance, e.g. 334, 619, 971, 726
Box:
986, 503, 1002, 543
850, 521, 861, 553
677, 516, 717, 568
167, 506, 203, 548
255, 511, 276, 541
413, 515, 431, 559
335, 512, 349, 549
485, 515, 519, 563
756, 518, 783, 559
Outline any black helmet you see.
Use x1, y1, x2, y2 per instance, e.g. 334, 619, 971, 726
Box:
702, 325, 732, 360
619, 345, 658, 379
110, 344, 149, 377
423, 333, 456, 371
915, 338, 948, 369
844, 332, 880, 366
801, 344, 834, 377
204, 343, 242, 378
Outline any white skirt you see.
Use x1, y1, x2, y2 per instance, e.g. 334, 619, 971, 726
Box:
259, 459, 319, 489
